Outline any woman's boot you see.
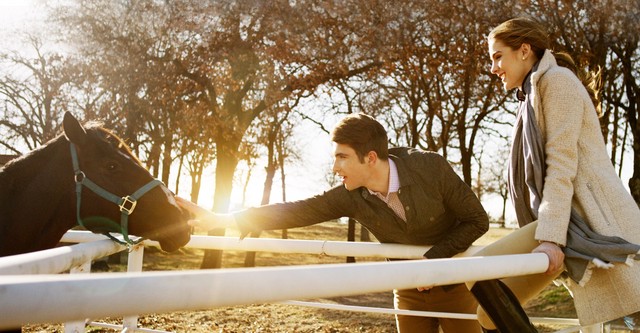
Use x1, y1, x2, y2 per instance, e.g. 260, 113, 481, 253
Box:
470, 279, 537, 333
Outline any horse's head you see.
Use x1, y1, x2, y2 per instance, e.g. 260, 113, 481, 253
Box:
62, 112, 191, 252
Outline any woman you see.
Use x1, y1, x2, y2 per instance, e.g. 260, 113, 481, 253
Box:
470, 17, 640, 331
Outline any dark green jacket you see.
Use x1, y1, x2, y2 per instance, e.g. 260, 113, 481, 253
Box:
234, 147, 489, 259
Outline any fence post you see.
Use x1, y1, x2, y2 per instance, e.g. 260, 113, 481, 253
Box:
64, 260, 91, 333
122, 244, 145, 330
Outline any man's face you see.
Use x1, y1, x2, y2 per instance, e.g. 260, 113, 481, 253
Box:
332, 143, 371, 191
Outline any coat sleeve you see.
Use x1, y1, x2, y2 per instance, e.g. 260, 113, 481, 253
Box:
425, 155, 490, 259
534, 69, 587, 245
233, 186, 352, 236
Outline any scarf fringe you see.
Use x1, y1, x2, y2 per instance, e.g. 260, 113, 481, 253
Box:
577, 261, 595, 287
626, 254, 637, 266
577, 257, 639, 287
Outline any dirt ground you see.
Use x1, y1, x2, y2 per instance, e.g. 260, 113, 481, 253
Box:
21, 225, 590, 333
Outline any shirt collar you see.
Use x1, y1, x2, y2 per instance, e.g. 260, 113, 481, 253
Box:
367, 159, 400, 198
388, 159, 400, 193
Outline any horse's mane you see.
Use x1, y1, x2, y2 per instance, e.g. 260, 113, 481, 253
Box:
87, 123, 144, 167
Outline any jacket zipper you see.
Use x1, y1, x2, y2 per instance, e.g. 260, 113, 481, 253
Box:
586, 182, 611, 226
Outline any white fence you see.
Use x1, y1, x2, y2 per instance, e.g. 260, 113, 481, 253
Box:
0, 231, 602, 333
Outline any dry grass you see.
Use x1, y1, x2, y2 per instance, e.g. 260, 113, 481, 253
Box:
24, 223, 587, 333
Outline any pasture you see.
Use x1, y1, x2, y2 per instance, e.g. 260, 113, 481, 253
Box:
23, 223, 579, 333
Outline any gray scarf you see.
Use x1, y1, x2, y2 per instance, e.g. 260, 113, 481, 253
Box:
508, 64, 640, 286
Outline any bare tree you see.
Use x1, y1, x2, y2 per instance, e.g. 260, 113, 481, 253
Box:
0, 37, 80, 153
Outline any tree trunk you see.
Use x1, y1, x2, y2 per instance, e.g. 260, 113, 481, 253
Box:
346, 218, 356, 263
175, 154, 184, 195
147, 141, 161, 179
190, 151, 209, 204
244, 147, 277, 267
280, 147, 288, 240
190, 165, 202, 204
201, 144, 240, 269
161, 136, 173, 185
619, 122, 629, 178
501, 196, 507, 227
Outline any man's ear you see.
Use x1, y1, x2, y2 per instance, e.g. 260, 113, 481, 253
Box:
366, 151, 378, 165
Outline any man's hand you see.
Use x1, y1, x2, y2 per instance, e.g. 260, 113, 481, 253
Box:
532, 241, 565, 274
417, 286, 433, 292
175, 197, 236, 231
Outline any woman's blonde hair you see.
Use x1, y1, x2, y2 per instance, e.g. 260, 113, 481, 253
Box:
489, 17, 602, 115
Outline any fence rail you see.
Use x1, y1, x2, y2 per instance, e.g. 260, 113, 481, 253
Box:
0, 231, 600, 333
0, 238, 125, 275
60, 231, 483, 258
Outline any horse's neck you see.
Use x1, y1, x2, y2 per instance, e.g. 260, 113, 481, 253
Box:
0, 137, 71, 191
0, 137, 77, 256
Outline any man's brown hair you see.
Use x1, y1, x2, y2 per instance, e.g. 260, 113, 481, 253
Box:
331, 113, 389, 162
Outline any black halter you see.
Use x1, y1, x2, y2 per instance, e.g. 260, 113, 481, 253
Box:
70, 143, 163, 247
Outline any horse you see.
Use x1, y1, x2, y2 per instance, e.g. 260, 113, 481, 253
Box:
0, 112, 192, 257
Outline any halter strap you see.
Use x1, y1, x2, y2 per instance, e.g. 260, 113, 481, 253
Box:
70, 143, 163, 247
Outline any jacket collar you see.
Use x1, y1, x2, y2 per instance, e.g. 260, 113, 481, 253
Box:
530, 49, 556, 90
528, 49, 557, 127
389, 152, 416, 187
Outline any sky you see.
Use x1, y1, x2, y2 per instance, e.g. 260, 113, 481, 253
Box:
0, 0, 42, 47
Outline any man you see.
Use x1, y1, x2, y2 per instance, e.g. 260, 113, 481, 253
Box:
181, 113, 489, 333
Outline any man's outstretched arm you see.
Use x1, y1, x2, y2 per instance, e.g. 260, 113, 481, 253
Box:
176, 197, 236, 230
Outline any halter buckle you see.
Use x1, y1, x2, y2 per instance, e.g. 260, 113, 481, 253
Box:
119, 196, 137, 215
74, 171, 86, 183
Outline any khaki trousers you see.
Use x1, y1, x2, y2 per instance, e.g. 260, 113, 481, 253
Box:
394, 283, 482, 333
467, 221, 562, 329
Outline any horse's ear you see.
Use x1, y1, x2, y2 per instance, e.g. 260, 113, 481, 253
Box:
63, 112, 87, 146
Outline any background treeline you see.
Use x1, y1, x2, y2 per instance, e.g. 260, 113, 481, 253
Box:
2, 0, 639, 228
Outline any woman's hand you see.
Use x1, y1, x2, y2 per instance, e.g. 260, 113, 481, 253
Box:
532, 241, 565, 274
175, 197, 236, 231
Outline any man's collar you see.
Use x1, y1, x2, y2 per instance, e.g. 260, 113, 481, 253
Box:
367, 159, 400, 197
388, 159, 400, 193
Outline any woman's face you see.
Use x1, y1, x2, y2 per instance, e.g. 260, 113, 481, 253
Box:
488, 38, 532, 91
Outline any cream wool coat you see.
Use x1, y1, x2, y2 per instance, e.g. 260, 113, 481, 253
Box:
530, 50, 640, 325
